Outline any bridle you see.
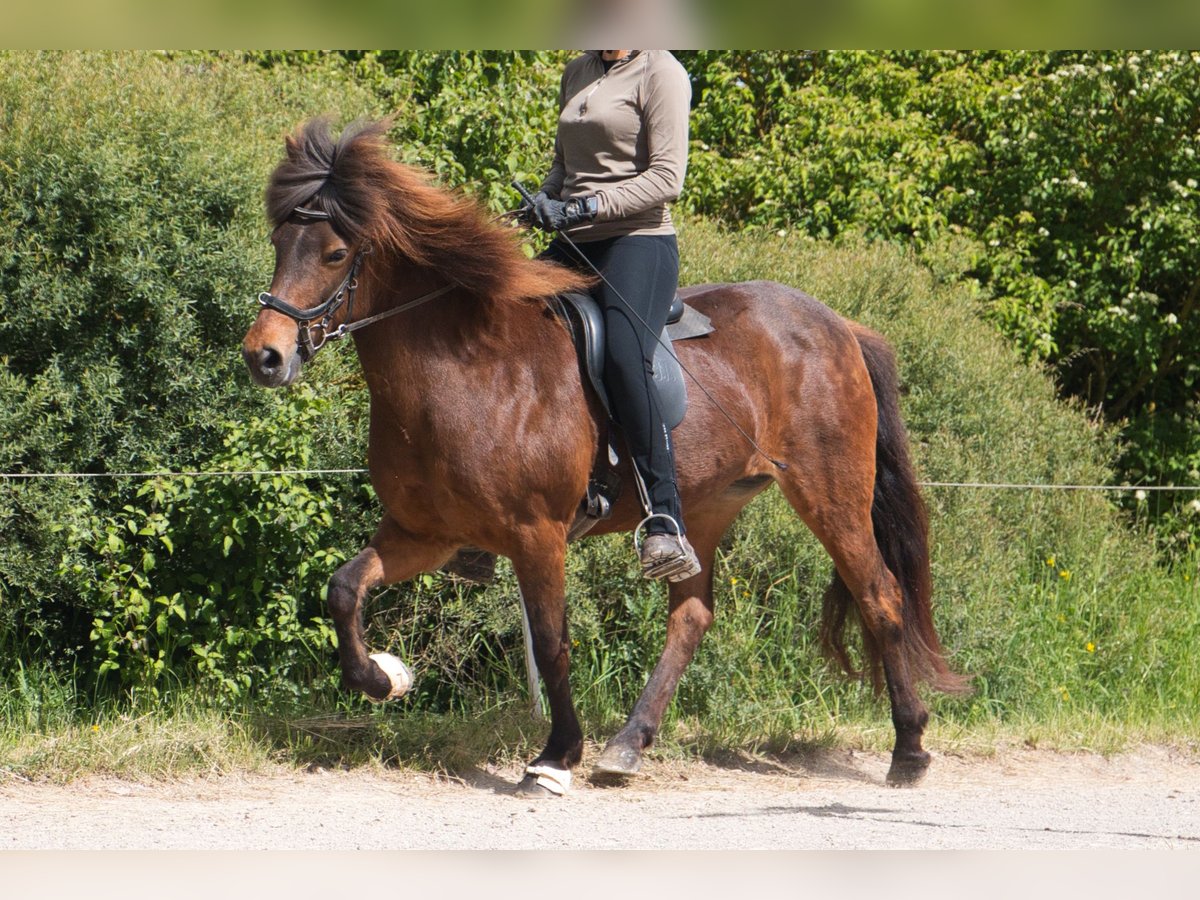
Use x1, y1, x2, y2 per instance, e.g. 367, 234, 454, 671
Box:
257, 205, 454, 362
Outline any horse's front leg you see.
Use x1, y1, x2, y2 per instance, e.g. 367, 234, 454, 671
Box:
327, 516, 456, 701
509, 525, 582, 797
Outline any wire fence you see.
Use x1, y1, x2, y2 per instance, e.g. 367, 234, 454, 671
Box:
1, 469, 1198, 493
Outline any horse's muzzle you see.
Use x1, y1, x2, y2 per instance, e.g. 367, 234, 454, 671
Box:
243, 342, 302, 388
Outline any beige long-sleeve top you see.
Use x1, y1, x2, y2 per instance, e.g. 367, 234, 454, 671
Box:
539, 50, 692, 241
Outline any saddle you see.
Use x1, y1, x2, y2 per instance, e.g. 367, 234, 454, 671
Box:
552, 291, 714, 541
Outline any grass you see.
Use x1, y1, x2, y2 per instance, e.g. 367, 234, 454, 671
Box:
0, 681, 266, 783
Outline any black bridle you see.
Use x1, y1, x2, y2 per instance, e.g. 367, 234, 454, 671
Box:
257, 206, 453, 362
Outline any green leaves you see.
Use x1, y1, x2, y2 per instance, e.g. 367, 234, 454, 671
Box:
679, 51, 1200, 547
0, 51, 380, 695
65, 387, 355, 702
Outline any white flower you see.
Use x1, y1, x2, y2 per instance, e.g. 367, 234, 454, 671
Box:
1166, 313, 1179, 324
1190, 499, 1200, 515
1135, 490, 1148, 502
776, 229, 786, 238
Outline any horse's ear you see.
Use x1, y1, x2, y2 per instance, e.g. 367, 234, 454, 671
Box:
283, 130, 303, 158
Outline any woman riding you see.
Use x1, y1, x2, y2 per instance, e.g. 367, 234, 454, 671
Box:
523, 48, 699, 582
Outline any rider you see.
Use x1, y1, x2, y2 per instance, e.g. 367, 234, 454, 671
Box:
524, 49, 699, 582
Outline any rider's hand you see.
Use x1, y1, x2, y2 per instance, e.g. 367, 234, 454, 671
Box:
524, 193, 598, 232
517, 191, 549, 227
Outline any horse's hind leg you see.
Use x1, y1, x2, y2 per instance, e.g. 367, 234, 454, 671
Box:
327, 517, 456, 701
508, 526, 583, 797
777, 475, 931, 785
593, 506, 737, 778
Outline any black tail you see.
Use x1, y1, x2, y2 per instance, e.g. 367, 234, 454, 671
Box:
821, 324, 971, 695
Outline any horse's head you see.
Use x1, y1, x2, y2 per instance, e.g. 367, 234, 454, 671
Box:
242, 208, 365, 388
242, 115, 596, 389
242, 118, 382, 388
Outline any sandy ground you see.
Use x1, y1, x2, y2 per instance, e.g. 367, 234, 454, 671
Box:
2, 745, 1198, 850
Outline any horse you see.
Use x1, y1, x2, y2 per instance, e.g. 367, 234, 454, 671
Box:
241, 118, 969, 796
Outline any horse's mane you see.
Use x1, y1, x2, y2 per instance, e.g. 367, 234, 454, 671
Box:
266, 118, 591, 303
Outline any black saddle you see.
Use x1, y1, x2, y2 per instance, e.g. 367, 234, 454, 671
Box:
554, 291, 713, 429
553, 291, 714, 539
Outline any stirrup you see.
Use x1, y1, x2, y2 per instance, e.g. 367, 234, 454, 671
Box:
635, 515, 702, 582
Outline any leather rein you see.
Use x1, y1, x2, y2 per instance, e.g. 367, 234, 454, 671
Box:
257, 206, 453, 361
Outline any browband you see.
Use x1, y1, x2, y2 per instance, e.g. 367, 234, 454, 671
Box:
292, 206, 331, 221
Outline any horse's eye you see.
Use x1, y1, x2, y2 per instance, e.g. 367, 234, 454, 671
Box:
327, 249, 349, 264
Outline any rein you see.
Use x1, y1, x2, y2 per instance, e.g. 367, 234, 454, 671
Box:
257, 206, 454, 360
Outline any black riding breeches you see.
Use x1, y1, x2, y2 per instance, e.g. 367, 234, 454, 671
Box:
542, 233, 685, 535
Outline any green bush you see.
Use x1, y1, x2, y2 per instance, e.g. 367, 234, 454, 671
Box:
66, 387, 360, 701
678, 51, 1200, 545
0, 52, 382, 692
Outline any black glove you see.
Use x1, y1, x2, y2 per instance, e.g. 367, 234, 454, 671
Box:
525, 192, 598, 232
516, 191, 548, 227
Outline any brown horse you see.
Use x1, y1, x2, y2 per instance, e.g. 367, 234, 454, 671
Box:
241, 119, 968, 795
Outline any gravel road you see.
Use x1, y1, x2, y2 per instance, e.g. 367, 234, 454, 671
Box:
2, 746, 1198, 850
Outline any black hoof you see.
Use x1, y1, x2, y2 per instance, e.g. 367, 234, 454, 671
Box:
515, 774, 560, 798
886, 750, 931, 787
349, 660, 394, 702
592, 742, 642, 778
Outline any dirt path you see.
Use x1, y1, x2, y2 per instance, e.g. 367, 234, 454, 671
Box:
2, 746, 1198, 850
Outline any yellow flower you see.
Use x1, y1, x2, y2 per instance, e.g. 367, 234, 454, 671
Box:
91, 724, 100, 733
1060, 687, 1070, 701
730, 577, 738, 586
1045, 555, 1056, 567
1059, 569, 1071, 582
1086, 642, 1095, 653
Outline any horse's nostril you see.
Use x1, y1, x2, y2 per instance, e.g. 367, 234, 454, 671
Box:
258, 347, 283, 373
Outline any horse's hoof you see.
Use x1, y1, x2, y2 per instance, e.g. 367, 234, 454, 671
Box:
592, 742, 642, 778
366, 653, 412, 702
515, 775, 557, 798
886, 750, 931, 787
518, 763, 572, 796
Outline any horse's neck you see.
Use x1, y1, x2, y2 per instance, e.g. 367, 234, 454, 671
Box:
350, 267, 562, 415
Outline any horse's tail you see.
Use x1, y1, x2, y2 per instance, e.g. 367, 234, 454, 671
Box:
820, 324, 971, 696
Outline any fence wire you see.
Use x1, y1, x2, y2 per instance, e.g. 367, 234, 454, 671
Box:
1, 469, 1198, 492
